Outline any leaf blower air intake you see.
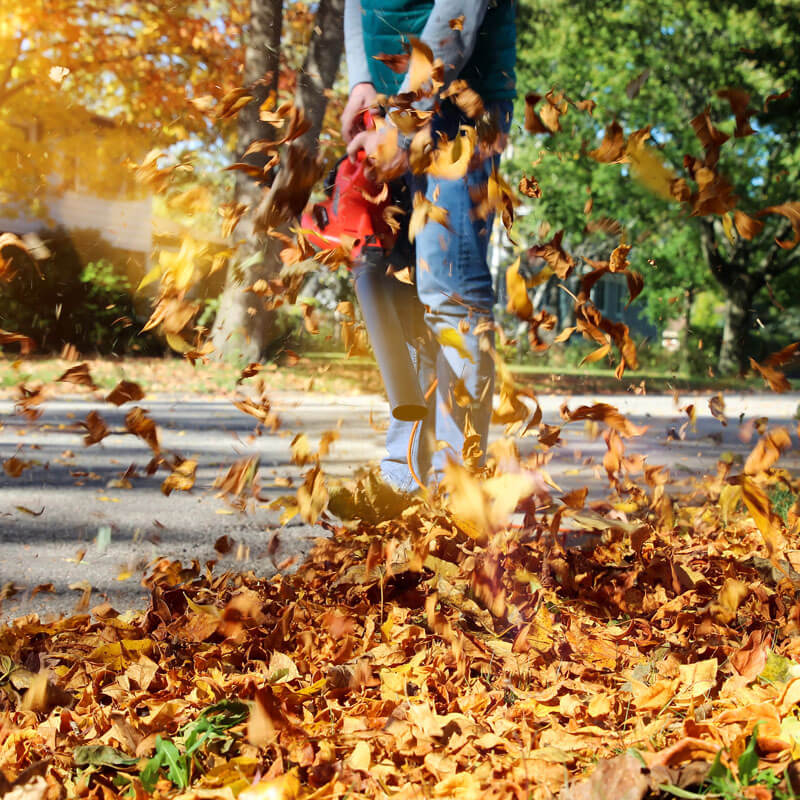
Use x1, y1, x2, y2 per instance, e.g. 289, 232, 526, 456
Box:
301, 128, 427, 422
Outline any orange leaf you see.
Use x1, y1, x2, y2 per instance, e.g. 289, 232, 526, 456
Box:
589, 122, 627, 163
406, 37, 435, 93
758, 202, 800, 249
106, 380, 145, 406
57, 363, 98, 389
744, 427, 791, 475
740, 475, 785, 558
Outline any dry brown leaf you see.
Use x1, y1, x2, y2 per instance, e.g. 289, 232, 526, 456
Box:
106, 380, 145, 406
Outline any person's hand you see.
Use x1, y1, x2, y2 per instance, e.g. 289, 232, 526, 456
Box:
347, 124, 408, 180
342, 82, 378, 143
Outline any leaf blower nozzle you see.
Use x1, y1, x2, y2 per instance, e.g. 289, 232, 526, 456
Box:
352, 249, 427, 421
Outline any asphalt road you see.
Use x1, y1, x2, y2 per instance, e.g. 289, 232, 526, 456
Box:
1, 389, 798, 621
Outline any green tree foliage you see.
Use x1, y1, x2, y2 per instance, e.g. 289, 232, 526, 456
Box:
511, 0, 800, 373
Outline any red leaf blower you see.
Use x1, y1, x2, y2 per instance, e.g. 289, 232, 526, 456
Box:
301, 122, 427, 422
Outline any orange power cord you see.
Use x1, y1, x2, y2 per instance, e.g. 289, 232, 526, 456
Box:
407, 378, 438, 491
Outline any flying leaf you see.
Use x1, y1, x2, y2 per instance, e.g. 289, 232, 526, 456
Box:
708, 393, 727, 425
57, 363, 98, 389
758, 202, 800, 249
740, 475, 785, 558
506, 257, 533, 320
162, 459, 198, 495
733, 209, 764, 240
529, 230, 575, 279
589, 122, 627, 163
406, 37, 436, 93
82, 410, 110, 446
523, 93, 548, 134
106, 380, 145, 406
561, 402, 647, 438
427, 127, 476, 180
125, 407, 159, 452
374, 52, 410, 73
409, 194, 450, 242
437, 328, 475, 363
717, 88, 756, 137
519, 175, 541, 198
0, 328, 35, 355
750, 343, 798, 392
744, 428, 791, 475
215, 87, 253, 119
626, 129, 678, 200
625, 68, 651, 99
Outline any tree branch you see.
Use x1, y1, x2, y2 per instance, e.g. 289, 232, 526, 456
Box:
700, 218, 730, 286
0, 35, 25, 96
0, 78, 35, 106
767, 246, 800, 278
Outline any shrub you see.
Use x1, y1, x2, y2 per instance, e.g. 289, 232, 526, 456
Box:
0, 227, 163, 355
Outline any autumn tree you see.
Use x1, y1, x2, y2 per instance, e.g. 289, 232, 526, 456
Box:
512, 0, 800, 374
0, 0, 244, 206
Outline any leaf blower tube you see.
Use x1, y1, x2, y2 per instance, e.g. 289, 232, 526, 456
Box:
300, 112, 427, 422
351, 249, 427, 421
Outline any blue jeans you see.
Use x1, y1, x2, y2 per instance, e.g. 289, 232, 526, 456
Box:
380, 100, 514, 492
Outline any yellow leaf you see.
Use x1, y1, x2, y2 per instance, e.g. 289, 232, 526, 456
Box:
580, 342, 611, 365
166, 332, 193, 354
505, 256, 532, 320
719, 483, 741, 525
87, 639, 153, 669
677, 658, 718, 700
296, 678, 327, 696
407, 37, 435, 92
587, 693, 612, 718
185, 595, 221, 619
347, 741, 371, 773
239, 771, 300, 800
409, 194, 450, 242
436, 328, 474, 363
717, 577, 748, 614
626, 130, 678, 201
633, 678, 679, 711
427, 126, 476, 181
381, 615, 394, 642
268, 651, 300, 684
279, 503, 299, 525
722, 212, 736, 243
483, 472, 540, 527
137, 265, 161, 292
528, 264, 554, 288
162, 459, 197, 495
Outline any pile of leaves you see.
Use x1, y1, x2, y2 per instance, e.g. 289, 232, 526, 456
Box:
1, 401, 800, 799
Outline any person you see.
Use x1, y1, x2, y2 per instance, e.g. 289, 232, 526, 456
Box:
338, 0, 517, 505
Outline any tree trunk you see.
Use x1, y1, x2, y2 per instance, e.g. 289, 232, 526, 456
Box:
680, 285, 694, 375
698, 219, 763, 376
211, 0, 345, 363
211, 0, 283, 363
717, 284, 753, 375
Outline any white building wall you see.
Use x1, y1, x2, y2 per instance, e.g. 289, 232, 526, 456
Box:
0, 192, 152, 256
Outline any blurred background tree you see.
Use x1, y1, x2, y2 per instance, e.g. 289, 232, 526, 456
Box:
510, 0, 800, 374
